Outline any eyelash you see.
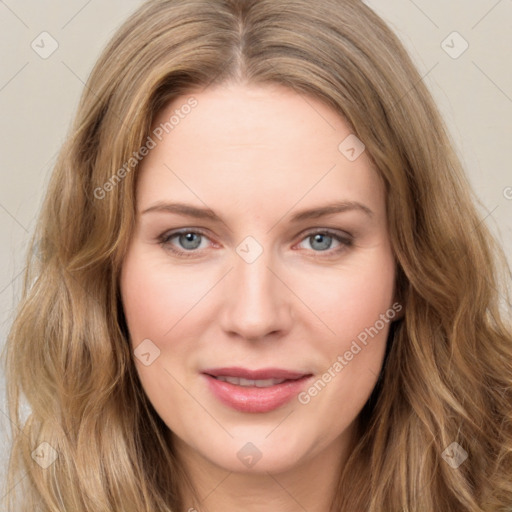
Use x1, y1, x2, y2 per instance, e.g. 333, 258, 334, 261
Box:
157, 228, 354, 259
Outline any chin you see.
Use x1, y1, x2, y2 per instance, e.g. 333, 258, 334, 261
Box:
192, 428, 316, 475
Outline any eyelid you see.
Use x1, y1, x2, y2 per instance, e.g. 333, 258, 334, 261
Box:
293, 228, 353, 255
297, 227, 353, 242
157, 227, 215, 253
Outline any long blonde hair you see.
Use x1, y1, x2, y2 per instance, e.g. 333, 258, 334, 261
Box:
3, 1, 511, 510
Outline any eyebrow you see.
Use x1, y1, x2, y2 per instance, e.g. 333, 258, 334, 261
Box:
141, 201, 374, 222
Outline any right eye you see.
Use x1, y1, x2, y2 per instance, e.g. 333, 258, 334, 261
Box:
158, 229, 214, 257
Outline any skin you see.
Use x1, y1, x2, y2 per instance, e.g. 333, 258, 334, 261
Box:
119, 82, 397, 512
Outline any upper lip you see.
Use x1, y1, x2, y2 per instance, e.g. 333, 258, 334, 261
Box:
203, 367, 311, 380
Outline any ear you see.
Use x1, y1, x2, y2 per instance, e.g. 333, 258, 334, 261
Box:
391, 300, 405, 321
391, 267, 406, 321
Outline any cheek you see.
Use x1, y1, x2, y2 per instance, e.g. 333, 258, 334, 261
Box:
294, 249, 396, 407
119, 251, 208, 418
302, 251, 396, 349
119, 250, 212, 344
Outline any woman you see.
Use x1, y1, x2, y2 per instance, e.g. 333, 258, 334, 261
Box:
3, 0, 511, 510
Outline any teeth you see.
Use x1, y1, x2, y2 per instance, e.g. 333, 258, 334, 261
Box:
215, 376, 287, 387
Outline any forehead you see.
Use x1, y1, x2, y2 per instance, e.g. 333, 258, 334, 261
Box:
151, 82, 347, 158
136, 83, 384, 215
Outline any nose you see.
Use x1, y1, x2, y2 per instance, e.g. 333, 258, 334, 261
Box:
218, 247, 294, 342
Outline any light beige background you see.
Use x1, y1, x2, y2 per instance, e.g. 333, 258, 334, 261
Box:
1, 0, 511, 499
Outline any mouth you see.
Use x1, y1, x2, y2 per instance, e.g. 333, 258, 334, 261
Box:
201, 367, 313, 413
211, 375, 294, 387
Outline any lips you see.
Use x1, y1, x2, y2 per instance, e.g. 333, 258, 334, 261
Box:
203, 367, 308, 380
214, 376, 287, 387
202, 367, 313, 413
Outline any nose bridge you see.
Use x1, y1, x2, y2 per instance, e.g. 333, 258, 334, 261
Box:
220, 242, 291, 339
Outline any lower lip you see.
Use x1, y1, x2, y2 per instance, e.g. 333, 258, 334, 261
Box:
203, 374, 312, 413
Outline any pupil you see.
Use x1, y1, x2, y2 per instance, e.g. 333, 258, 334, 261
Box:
181, 233, 200, 249
312, 234, 331, 251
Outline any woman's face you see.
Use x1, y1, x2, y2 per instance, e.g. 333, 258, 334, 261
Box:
120, 83, 397, 475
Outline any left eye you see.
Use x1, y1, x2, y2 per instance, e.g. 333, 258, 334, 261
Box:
297, 232, 344, 252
